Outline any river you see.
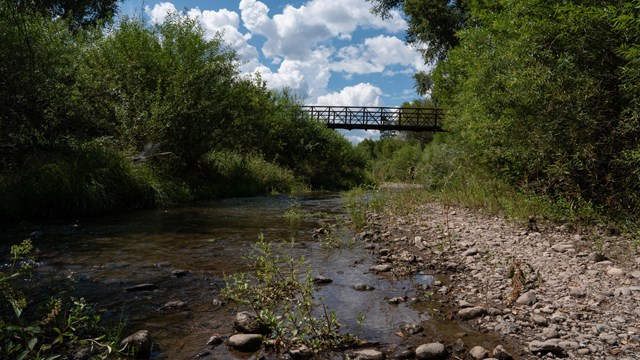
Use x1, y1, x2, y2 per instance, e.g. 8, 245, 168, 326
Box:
3, 193, 508, 359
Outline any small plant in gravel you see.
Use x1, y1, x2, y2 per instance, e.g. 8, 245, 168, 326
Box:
505, 258, 541, 305
342, 186, 385, 229
222, 234, 360, 353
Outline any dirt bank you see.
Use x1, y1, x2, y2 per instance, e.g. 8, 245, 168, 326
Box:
362, 200, 640, 359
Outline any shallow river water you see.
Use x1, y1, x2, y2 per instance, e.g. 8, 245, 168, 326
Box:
3, 193, 510, 359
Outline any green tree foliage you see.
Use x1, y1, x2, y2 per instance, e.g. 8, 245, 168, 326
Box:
12, 0, 119, 28
0, 7, 367, 221
367, 0, 469, 62
79, 16, 238, 172
0, 4, 78, 152
391, 0, 640, 215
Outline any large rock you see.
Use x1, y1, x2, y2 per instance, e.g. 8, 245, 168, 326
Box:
458, 306, 487, 320
515, 291, 537, 306
416, 342, 447, 360
235, 311, 270, 334
227, 334, 262, 352
120, 330, 152, 358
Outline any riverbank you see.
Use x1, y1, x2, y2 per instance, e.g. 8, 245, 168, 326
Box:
362, 198, 640, 359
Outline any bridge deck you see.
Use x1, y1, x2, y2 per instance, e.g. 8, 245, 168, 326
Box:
300, 106, 443, 132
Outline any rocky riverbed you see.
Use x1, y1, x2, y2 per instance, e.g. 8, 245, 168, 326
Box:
361, 201, 640, 359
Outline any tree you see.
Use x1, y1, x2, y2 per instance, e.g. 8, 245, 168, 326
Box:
367, 0, 469, 62
13, 0, 119, 28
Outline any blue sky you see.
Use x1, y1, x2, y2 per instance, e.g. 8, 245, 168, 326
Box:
119, 0, 429, 142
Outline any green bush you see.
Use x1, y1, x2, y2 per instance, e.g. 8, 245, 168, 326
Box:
196, 150, 301, 198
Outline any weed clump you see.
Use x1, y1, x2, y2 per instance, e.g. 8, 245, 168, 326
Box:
222, 235, 360, 354
0, 240, 124, 359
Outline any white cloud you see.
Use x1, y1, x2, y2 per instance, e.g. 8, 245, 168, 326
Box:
143, 1, 423, 109
332, 35, 428, 74
341, 129, 380, 144
315, 83, 383, 106
145, 2, 177, 24
240, 0, 406, 61
253, 47, 332, 99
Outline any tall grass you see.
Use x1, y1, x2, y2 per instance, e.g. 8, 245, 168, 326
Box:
195, 150, 304, 199
0, 143, 185, 221
417, 134, 600, 223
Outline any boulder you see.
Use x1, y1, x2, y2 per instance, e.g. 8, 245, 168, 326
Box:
416, 342, 447, 360
227, 334, 262, 352
458, 306, 487, 320
515, 291, 537, 306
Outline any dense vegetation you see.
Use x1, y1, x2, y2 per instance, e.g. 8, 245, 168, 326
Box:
367, 0, 640, 222
0, 2, 367, 222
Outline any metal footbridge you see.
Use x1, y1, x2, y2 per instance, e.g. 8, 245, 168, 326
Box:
300, 106, 444, 132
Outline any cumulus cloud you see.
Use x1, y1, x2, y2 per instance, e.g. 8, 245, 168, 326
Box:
239, 0, 406, 60
332, 35, 428, 74
254, 48, 332, 98
315, 83, 383, 106
143, 1, 424, 108
146, 2, 177, 24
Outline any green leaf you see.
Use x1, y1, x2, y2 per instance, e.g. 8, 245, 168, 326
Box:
28, 337, 37, 350
17, 350, 28, 360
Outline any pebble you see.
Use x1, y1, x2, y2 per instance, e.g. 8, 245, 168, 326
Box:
614, 287, 631, 297
551, 243, 574, 253
606, 267, 625, 276
363, 201, 640, 360
353, 284, 375, 291
568, 286, 586, 298
542, 325, 559, 339
528, 339, 566, 357
462, 247, 479, 257
353, 349, 385, 360
371, 264, 392, 272
469, 345, 488, 359
312, 276, 333, 284
491, 345, 513, 360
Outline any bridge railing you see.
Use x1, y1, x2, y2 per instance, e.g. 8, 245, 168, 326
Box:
299, 106, 443, 132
